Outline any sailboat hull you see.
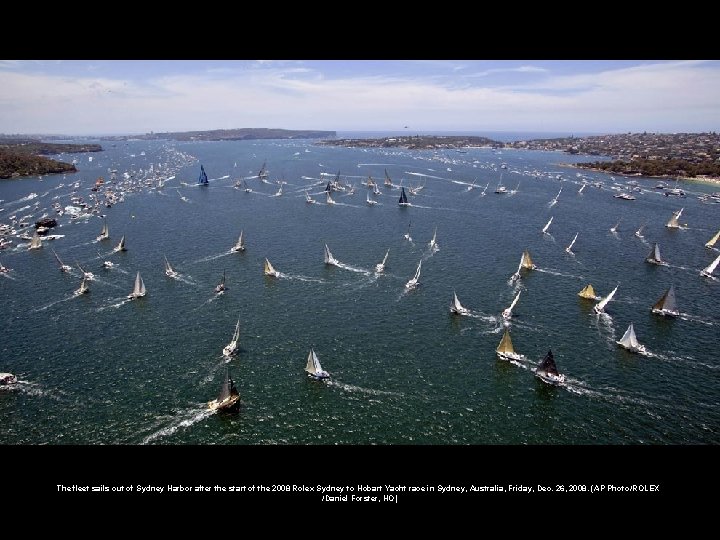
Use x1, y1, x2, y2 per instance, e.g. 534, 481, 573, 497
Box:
208, 394, 240, 411
617, 342, 647, 354
497, 351, 525, 362
651, 308, 679, 317
306, 371, 330, 380
535, 371, 565, 385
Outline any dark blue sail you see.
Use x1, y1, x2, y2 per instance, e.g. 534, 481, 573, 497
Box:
398, 187, 409, 205
198, 164, 209, 185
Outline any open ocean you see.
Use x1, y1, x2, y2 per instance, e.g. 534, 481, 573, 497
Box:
1, 134, 719, 444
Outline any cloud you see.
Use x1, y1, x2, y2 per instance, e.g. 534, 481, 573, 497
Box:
468, 65, 549, 78
0, 61, 718, 134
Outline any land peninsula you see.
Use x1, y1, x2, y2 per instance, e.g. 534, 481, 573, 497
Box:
103, 128, 336, 142
0, 138, 102, 179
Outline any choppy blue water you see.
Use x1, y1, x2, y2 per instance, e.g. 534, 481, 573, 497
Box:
1, 137, 718, 444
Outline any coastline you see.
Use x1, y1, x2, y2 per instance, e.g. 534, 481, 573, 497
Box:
560, 163, 720, 187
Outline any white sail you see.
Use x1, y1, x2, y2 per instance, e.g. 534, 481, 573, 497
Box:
97, 221, 109, 241
231, 231, 245, 252
366, 191, 377, 205
646, 243, 663, 265
450, 291, 470, 315
404, 222, 412, 242
593, 284, 619, 313
617, 323, 643, 351
375, 249, 389, 273
565, 232, 578, 253
326, 191, 335, 205
264, 258, 279, 277
76, 277, 89, 295
610, 219, 620, 233
405, 259, 422, 289
429, 227, 438, 250
164, 255, 178, 277
324, 244, 338, 265
542, 216, 553, 234
305, 191, 315, 203
223, 319, 240, 357
666, 208, 683, 228
578, 183, 586, 193
503, 291, 521, 319
635, 224, 645, 238
705, 230, 720, 249
128, 271, 146, 299
701, 253, 720, 277
305, 348, 329, 379
115, 235, 126, 252
53, 249, 71, 272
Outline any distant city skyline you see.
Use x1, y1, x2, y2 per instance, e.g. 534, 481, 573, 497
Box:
0, 60, 718, 135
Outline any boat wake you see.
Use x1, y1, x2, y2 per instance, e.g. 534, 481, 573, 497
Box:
277, 273, 325, 283
678, 313, 715, 326
34, 293, 87, 312
327, 379, 404, 398
96, 297, 132, 311
141, 406, 214, 444
535, 267, 584, 280
193, 251, 232, 264
330, 261, 372, 275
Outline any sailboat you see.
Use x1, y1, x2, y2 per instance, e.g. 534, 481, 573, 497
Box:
75, 277, 89, 295
305, 348, 330, 380
114, 235, 126, 252
405, 259, 422, 290
535, 349, 565, 385
616, 323, 646, 354
0, 260, 9, 273
593, 283, 619, 314
96, 220, 109, 241
705, 229, 720, 249
366, 191, 377, 206
207, 368, 240, 411
164, 255, 179, 278
450, 291, 470, 316
496, 328, 525, 361
326, 191, 335, 205
231, 231, 245, 252
403, 222, 412, 242
549, 187, 562, 206
480, 182, 489, 196
577, 284, 599, 300
502, 291, 521, 320
222, 318, 241, 358
700, 253, 720, 278
323, 244, 339, 266
214, 270, 226, 293
398, 187, 410, 207
666, 208, 684, 229
428, 227, 438, 251
275, 184, 283, 196
635, 224, 646, 238
76, 261, 95, 281
264, 258, 280, 277
520, 250, 536, 270
565, 232, 578, 254
645, 243, 666, 265
542, 216, 554, 235
610, 219, 620, 234
384, 169, 394, 188
52, 249, 72, 272
651, 285, 679, 317
375, 249, 389, 273
578, 183, 586, 194
198, 164, 209, 186
243, 180, 253, 193
305, 191, 316, 204
258, 161, 269, 181
28, 232, 42, 250
127, 271, 146, 300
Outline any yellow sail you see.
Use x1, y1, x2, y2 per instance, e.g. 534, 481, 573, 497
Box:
578, 284, 596, 299
496, 328, 515, 354
706, 230, 720, 248
521, 250, 535, 269
263, 258, 276, 276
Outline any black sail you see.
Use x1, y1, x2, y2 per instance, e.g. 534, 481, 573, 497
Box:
538, 349, 559, 376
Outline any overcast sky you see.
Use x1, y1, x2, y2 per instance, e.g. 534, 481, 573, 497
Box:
1, 60, 718, 135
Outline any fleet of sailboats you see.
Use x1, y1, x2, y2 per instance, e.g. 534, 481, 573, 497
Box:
222, 318, 241, 358
593, 283, 619, 314
231, 231, 245, 253
450, 291, 470, 316
127, 271, 146, 300
616, 323, 646, 354
405, 259, 422, 290
375, 249, 389, 273
207, 368, 240, 411
535, 350, 565, 385
305, 348, 330, 380
651, 285, 679, 317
